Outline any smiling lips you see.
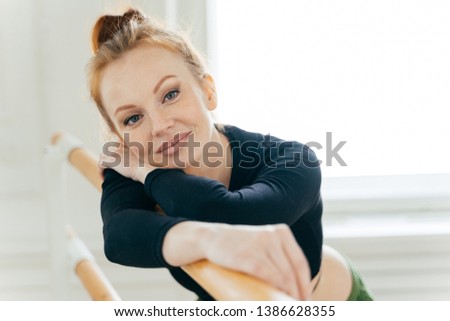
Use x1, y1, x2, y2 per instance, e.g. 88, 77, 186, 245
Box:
156, 131, 192, 155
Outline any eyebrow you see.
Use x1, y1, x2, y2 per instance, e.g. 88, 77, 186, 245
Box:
114, 104, 135, 117
153, 75, 177, 94
113, 75, 177, 117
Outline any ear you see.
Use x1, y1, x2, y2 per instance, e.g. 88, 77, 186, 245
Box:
202, 73, 217, 111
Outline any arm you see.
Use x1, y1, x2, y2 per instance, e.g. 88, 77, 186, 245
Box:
163, 220, 312, 300
100, 168, 187, 268
102, 168, 312, 300
144, 145, 321, 225
100, 136, 320, 226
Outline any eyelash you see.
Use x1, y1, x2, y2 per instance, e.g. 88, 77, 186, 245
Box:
122, 89, 180, 126
163, 89, 180, 103
123, 114, 142, 126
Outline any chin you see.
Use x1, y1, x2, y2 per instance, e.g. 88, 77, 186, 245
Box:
150, 152, 199, 169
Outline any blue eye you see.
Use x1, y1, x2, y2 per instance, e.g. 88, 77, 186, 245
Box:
123, 114, 142, 126
163, 89, 179, 102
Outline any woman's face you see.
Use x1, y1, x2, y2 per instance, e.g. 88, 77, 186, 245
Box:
99, 44, 217, 169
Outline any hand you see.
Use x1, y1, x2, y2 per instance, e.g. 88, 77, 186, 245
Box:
201, 223, 313, 300
98, 141, 155, 183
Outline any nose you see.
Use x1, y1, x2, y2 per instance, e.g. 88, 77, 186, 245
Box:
150, 109, 174, 137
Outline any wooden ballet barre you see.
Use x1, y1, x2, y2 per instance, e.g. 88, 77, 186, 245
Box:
67, 227, 121, 301
51, 132, 295, 301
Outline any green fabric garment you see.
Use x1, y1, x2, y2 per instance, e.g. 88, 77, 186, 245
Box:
347, 263, 375, 301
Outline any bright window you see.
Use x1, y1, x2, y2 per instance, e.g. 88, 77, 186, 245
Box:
214, 0, 450, 178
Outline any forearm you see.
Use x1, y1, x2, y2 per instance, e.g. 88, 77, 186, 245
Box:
164, 222, 314, 301
102, 207, 187, 268
162, 221, 220, 266
144, 168, 321, 225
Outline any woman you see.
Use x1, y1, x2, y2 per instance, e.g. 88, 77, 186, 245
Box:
90, 8, 373, 301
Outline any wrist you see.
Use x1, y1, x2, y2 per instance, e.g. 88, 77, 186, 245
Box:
135, 165, 153, 184
162, 221, 222, 266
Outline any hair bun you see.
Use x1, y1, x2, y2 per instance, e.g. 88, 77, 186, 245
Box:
91, 8, 146, 54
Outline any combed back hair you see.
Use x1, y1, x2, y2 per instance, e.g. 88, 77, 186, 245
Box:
87, 8, 208, 135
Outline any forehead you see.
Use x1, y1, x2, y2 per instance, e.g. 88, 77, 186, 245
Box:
99, 45, 193, 110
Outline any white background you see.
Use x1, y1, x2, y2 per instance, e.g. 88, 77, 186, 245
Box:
215, 0, 450, 177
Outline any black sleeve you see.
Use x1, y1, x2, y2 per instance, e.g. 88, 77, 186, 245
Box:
144, 145, 321, 225
101, 168, 187, 268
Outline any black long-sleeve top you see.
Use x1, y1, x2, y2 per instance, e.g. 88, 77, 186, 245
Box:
101, 125, 323, 300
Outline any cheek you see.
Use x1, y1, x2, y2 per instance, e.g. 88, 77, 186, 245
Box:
184, 88, 210, 114
122, 129, 148, 149
186, 100, 213, 126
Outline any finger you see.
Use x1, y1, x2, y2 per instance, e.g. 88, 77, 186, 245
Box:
235, 253, 282, 293
282, 230, 312, 300
97, 153, 106, 168
128, 145, 145, 166
116, 143, 125, 155
121, 143, 140, 165
267, 241, 301, 299
128, 144, 140, 156
97, 159, 106, 178
98, 152, 118, 169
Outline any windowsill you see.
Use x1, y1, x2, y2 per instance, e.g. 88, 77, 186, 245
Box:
324, 210, 450, 239
321, 172, 450, 215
